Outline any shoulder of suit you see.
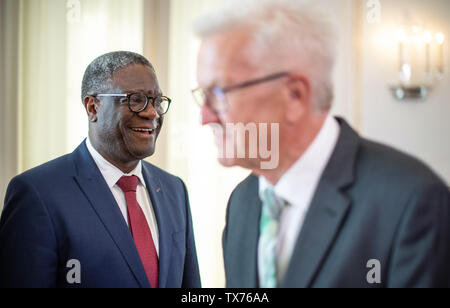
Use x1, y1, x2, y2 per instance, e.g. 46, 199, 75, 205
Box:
14, 153, 74, 183
5, 154, 75, 199
230, 173, 258, 198
357, 137, 446, 188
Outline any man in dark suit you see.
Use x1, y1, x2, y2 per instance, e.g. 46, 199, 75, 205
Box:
193, 0, 450, 287
0, 51, 201, 288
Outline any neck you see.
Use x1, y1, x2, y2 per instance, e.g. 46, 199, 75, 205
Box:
107, 158, 139, 174
253, 113, 328, 185
89, 135, 139, 174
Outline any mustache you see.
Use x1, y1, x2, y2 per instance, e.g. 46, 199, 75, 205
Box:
129, 118, 163, 130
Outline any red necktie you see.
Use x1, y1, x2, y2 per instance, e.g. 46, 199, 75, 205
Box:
116, 176, 159, 288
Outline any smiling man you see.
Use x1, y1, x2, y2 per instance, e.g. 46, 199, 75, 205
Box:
0, 51, 201, 288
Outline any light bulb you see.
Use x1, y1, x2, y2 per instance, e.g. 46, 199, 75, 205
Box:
397, 29, 407, 43
436, 32, 445, 45
424, 31, 433, 44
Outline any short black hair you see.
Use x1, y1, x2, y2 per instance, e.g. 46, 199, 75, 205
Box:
81, 51, 155, 102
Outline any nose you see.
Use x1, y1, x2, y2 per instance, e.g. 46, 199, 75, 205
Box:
201, 104, 220, 126
137, 101, 160, 120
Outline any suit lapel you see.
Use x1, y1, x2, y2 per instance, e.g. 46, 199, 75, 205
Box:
72, 141, 150, 288
141, 163, 172, 288
281, 118, 359, 287
281, 183, 351, 287
241, 181, 262, 287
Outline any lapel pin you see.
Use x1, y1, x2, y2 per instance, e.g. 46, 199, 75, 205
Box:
156, 187, 161, 193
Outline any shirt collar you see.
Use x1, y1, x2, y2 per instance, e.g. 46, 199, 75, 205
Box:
86, 137, 147, 189
259, 114, 340, 206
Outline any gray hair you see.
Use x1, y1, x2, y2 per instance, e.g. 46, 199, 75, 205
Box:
193, 0, 337, 112
81, 51, 154, 102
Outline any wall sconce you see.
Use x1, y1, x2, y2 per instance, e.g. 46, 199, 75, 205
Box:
390, 26, 445, 101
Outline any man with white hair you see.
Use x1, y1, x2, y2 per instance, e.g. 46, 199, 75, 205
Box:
193, 0, 450, 288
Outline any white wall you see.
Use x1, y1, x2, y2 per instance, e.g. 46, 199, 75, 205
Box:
360, 0, 450, 184
330, 0, 359, 123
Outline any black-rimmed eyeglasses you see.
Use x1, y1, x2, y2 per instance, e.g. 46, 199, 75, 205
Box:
93, 92, 171, 115
191, 71, 289, 114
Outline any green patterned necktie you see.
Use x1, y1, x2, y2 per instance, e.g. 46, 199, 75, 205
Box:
258, 187, 288, 288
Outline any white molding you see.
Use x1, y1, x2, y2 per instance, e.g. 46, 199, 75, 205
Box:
351, 0, 364, 132
142, 0, 171, 170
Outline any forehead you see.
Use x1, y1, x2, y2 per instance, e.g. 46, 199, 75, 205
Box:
111, 64, 160, 93
197, 27, 259, 86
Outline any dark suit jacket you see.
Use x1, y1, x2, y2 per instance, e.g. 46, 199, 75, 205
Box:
223, 118, 450, 288
0, 141, 201, 288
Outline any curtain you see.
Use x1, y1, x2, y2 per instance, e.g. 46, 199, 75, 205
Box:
0, 0, 20, 203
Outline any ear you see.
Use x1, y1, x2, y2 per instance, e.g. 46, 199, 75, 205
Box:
83, 96, 99, 122
283, 73, 311, 123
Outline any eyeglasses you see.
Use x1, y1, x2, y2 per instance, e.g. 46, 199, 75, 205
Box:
93, 92, 171, 115
192, 71, 289, 114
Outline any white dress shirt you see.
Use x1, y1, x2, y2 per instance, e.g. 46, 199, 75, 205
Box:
86, 137, 159, 256
259, 115, 340, 282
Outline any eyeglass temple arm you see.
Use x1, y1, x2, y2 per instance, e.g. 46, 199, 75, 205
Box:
222, 72, 289, 93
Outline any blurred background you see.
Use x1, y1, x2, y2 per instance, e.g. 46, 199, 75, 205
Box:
0, 0, 449, 287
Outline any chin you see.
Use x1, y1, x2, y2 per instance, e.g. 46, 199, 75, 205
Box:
128, 145, 156, 160
217, 157, 238, 168
139, 148, 156, 160
217, 157, 260, 171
